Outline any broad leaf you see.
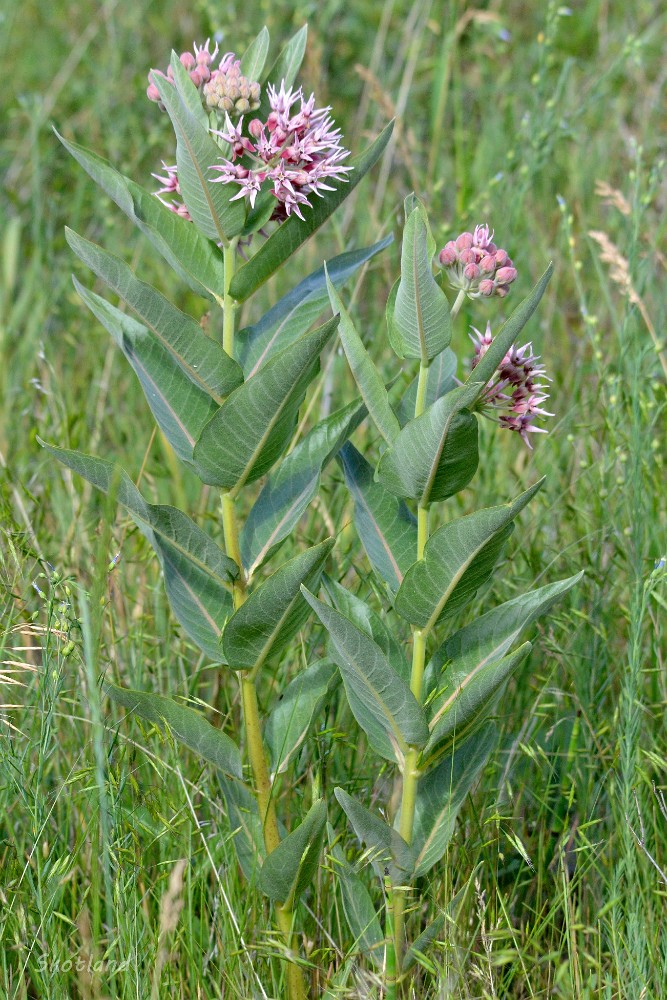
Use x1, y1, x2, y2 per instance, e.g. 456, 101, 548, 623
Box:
464, 262, 554, 395
222, 539, 334, 670
338, 443, 417, 593
403, 193, 437, 258
65, 229, 242, 403
258, 799, 327, 904
240, 26, 270, 81
229, 122, 395, 301
302, 588, 428, 763
322, 576, 409, 684
420, 573, 582, 733
395, 480, 544, 632
439, 572, 583, 669
73, 279, 217, 463
241, 399, 366, 576
40, 444, 236, 661
218, 773, 265, 879
411, 725, 496, 877
327, 271, 400, 445
388, 204, 451, 361
265, 660, 337, 774
331, 841, 384, 966
424, 642, 532, 764
107, 685, 241, 778
377, 382, 481, 505
57, 132, 226, 300
153, 59, 245, 241
239, 236, 392, 378
395, 347, 457, 426
334, 788, 415, 884
194, 317, 338, 491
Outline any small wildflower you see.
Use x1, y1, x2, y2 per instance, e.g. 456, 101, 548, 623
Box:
469, 322, 553, 447
209, 81, 352, 221
438, 224, 517, 299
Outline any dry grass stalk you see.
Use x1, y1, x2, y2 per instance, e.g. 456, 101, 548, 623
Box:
151, 858, 188, 999
588, 229, 667, 380
594, 180, 631, 216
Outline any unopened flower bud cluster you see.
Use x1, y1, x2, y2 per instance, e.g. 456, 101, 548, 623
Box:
147, 40, 220, 106
439, 225, 517, 298
203, 52, 261, 116
469, 323, 553, 447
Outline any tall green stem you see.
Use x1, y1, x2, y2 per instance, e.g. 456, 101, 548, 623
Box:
222, 240, 238, 358
219, 240, 306, 1000
392, 363, 431, 981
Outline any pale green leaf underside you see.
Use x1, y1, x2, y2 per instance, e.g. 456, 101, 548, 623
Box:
302, 588, 428, 763
424, 642, 532, 763
65, 228, 242, 403
240, 26, 270, 81
327, 271, 400, 445
218, 773, 265, 879
395, 347, 456, 427
253, 25, 308, 126
239, 236, 392, 378
57, 131, 226, 300
323, 576, 410, 685
73, 279, 217, 464
40, 443, 235, 661
331, 842, 384, 967
338, 442, 417, 593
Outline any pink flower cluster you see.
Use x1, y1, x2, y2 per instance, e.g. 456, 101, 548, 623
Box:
470, 322, 553, 447
209, 81, 353, 221
439, 225, 517, 298
152, 162, 191, 220
147, 40, 220, 106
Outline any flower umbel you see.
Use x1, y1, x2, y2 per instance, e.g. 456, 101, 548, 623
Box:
438, 225, 517, 298
209, 81, 352, 221
470, 322, 553, 447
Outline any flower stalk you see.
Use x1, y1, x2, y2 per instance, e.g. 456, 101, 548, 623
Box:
391, 361, 432, 978
219, 241, 306, 1000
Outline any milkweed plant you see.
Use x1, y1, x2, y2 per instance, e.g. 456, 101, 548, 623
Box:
44, 26, 581, 999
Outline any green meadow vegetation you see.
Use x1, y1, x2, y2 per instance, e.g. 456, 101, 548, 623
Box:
1, 0, 665, 997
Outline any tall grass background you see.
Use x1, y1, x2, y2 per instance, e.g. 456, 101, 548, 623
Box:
1, 0, 665, 996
